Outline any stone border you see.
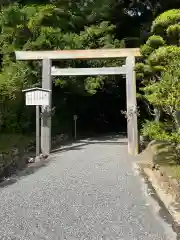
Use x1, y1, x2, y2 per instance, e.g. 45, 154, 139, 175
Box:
137, 142, 180, 224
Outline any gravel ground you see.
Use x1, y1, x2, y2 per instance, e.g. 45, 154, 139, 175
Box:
0, 136, 177, 239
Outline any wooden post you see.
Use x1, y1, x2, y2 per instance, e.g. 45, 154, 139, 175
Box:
73, 115, 77, 140
41, 59, 52, 155
74, 118, 77, 140
36, 105, 40, 156
126, 56, 138, 156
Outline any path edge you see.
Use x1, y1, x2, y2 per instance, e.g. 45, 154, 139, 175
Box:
136, 142, 180, 225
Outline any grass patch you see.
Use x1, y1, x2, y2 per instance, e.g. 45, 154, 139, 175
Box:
152, 142, 180, 180
0, 134, 35, 153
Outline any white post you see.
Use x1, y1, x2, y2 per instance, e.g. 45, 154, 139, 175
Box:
73, 115, 77, 140
41, 59, 52, 155
36, 105, 40, 156
74, 119, 77, 140
126, 56, 138, 156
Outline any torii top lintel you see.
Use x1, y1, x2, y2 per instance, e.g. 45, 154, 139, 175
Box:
15, 48, 140, 60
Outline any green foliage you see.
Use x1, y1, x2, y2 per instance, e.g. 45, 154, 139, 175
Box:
85, 76, 105, 95
0, 0, 127, 141
166, 24, 180, 45
140, 57, 180, 135
137, 8, 180, 125
167, 24, 180, 37
137, 9, 180, 81
141, 120, 180, 143
141, 120, 168, 140
140, 44, 154, 58
148, 46, 180, 67
143, 57, 180, 113
138, 8, 180, 160
146, 35, 165, 49
151, 9, 180, 35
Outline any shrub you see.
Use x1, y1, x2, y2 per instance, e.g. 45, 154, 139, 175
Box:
151, 9, 180, 35
141, 120, 180, 143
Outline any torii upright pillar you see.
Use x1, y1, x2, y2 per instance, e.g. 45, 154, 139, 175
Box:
126, 56, 138, 155
41, 59, 52, 155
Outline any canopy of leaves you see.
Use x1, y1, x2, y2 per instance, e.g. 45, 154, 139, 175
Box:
0, 1, 125, 135
143, 59, 180, 112
138, 8, 180, 147
151, 9, 180, 35
136, 8, 180, 81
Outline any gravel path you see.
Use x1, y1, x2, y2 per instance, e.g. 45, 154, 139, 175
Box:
0, 137, 177, 239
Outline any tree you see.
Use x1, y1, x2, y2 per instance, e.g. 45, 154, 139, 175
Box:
0, 2, 124, 134
136, 9, 180, 121
136, 9, 180, 144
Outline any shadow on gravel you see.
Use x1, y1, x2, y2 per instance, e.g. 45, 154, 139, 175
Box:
0, 158, 50, 189
0, 135, 127, 189
51, 135, 127, 154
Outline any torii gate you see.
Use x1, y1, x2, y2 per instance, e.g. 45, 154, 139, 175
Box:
15, 48, 140, 156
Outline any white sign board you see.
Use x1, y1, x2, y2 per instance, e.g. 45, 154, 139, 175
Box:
25, 90, 50, 106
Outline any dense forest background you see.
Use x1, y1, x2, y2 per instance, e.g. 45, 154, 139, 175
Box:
0, 0, 180, 147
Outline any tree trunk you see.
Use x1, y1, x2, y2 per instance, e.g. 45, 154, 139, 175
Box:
154, 107, 161, 122
173, 111, 180, 131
